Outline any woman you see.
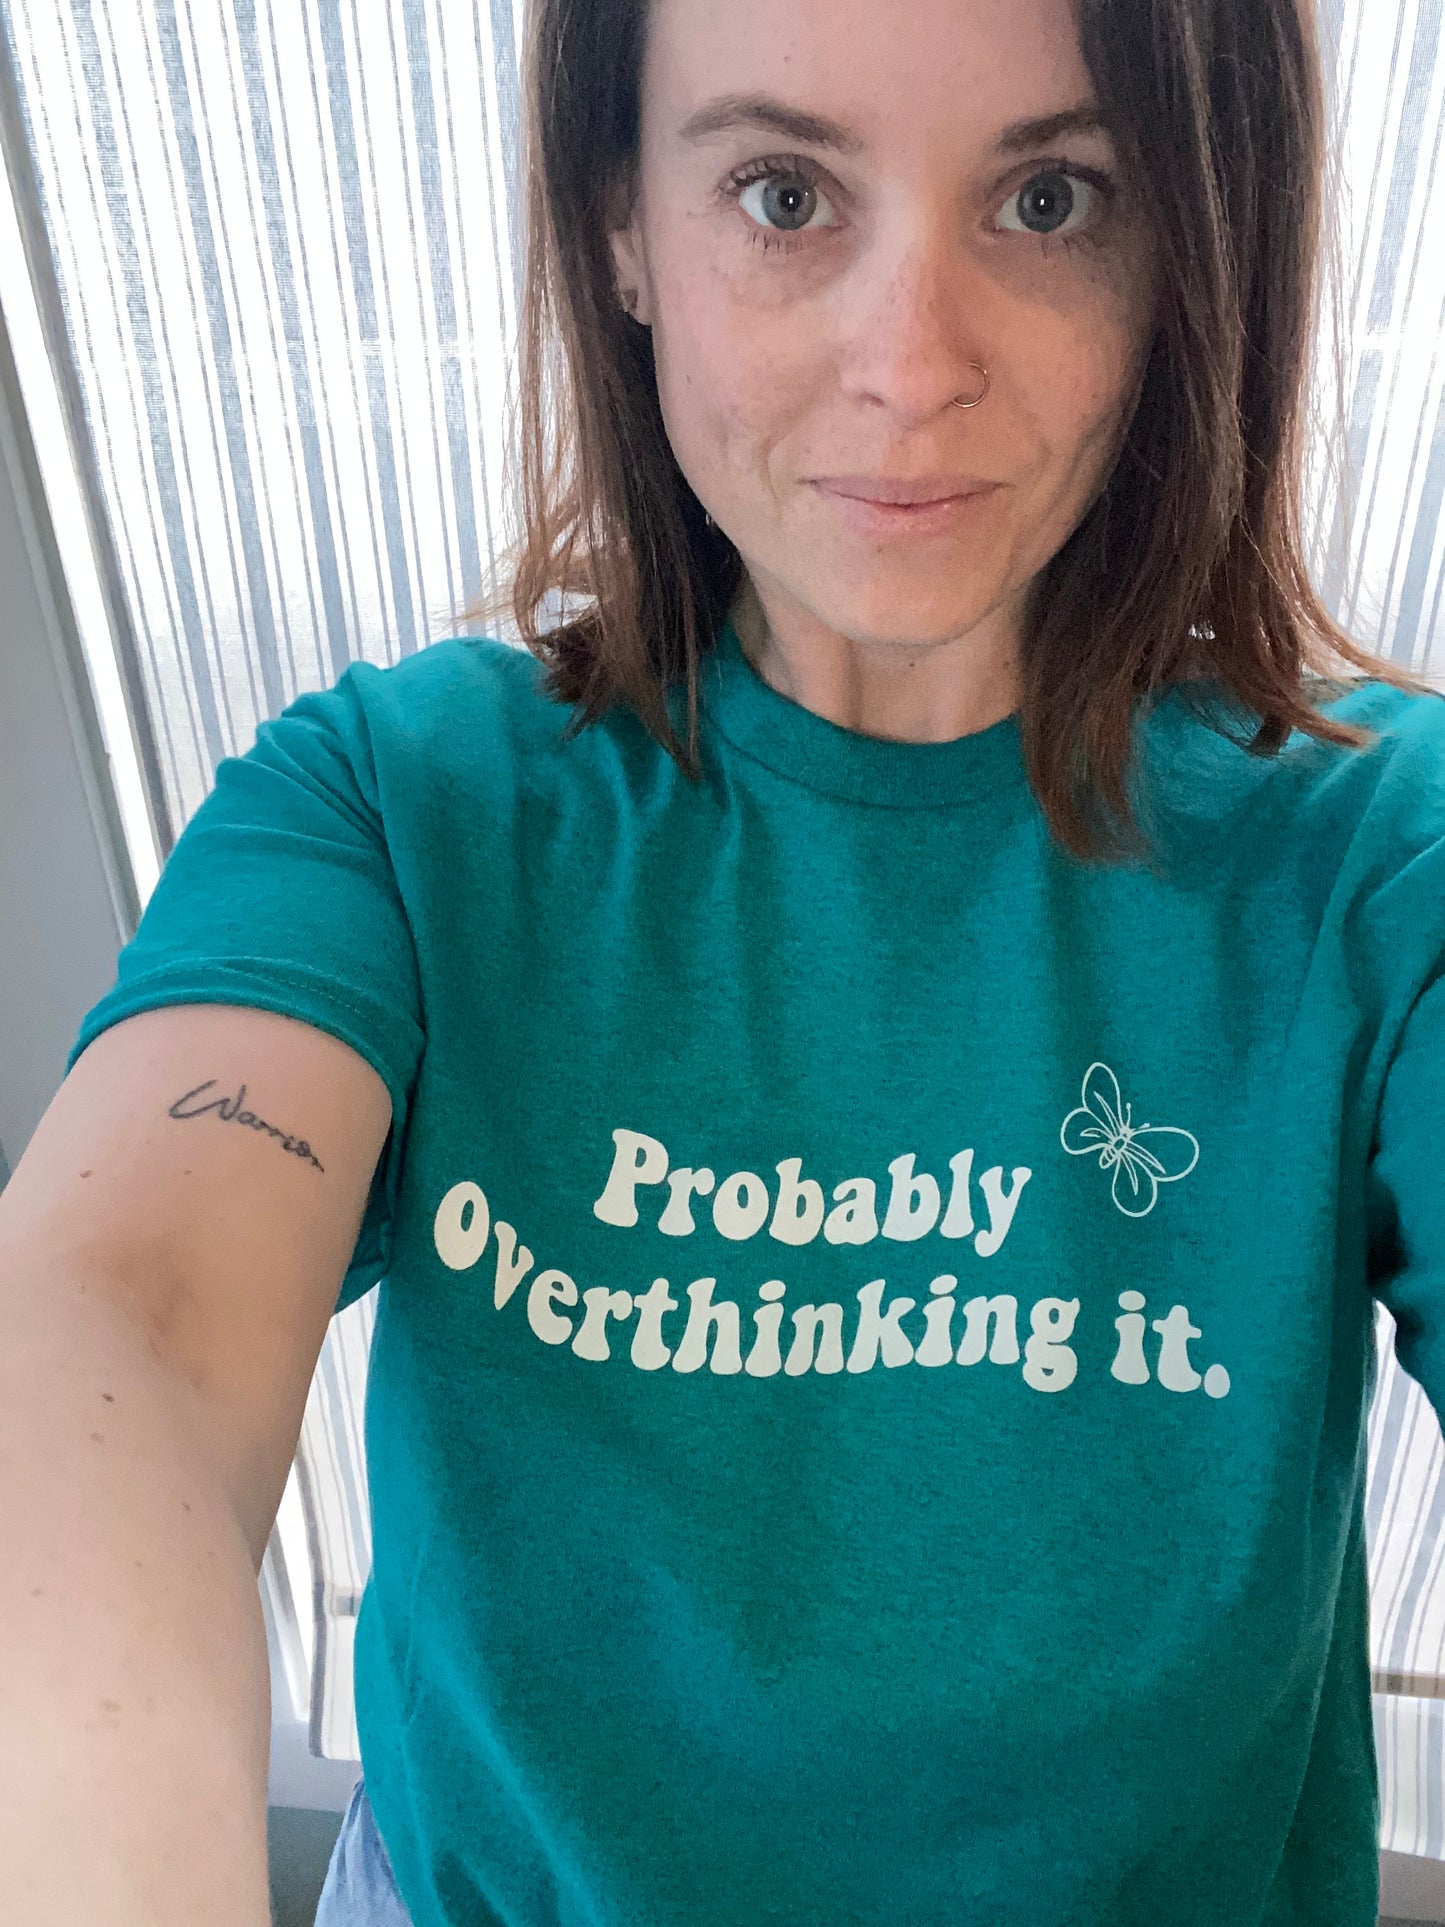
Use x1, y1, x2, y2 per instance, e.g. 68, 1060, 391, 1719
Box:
23, 0, 1445, 1920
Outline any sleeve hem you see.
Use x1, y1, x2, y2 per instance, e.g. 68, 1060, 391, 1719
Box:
66, 961, 422, 1131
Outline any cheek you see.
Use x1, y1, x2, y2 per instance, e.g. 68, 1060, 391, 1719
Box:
1016, 237, 1154, 427
649, 253, 818, 481
1031, 305, 1152, 483
998, 303, 1153, 569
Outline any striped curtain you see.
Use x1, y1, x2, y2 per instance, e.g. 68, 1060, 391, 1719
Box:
1313, 0, 1445, 671
1372, 1306, 1445, 1856
7, 0, 1445, 1851
1, 0, 524, 841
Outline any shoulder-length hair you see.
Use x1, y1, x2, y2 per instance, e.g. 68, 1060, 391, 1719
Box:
468, 0, 1441, 864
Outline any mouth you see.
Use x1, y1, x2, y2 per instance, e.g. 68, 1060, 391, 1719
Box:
810, 474, 999, 506
809, 477, 1001, 538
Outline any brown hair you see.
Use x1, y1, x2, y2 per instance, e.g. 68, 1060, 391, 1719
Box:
467, 0, 1440, 864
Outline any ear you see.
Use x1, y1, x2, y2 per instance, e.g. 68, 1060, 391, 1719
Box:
605, 172, 653, 326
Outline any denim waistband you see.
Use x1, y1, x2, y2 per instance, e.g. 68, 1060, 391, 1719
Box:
313, 1776, 415, 1926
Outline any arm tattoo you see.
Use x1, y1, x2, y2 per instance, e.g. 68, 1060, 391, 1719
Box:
168, 1079, 326, 1172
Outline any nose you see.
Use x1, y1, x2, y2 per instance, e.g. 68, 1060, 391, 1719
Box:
837, 216, 994, 425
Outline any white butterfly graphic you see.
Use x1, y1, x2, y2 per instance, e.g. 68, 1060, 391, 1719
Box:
1059, 1062, 1199, 1218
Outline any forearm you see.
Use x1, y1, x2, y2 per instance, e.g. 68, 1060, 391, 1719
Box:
0, 1265, 273, 1926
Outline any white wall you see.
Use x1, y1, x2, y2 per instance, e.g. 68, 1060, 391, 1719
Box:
0, 297, 134, 1172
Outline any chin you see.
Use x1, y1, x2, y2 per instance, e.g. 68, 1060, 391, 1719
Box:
807, 592, 995, 651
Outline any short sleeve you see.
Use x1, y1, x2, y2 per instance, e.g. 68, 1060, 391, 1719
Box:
1367, 963, 1445, 1418
65, 661, 425, 1317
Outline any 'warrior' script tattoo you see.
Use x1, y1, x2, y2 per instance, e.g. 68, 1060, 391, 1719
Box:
168, 1080, 326, 1172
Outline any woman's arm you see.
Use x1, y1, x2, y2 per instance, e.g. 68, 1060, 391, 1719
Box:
0, 999, 392, 1925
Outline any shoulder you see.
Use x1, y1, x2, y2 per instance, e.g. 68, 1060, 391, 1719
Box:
327, 634, 676, 805
1146, 673, 1445, 830
1143, 676, 1445, 975
1319, 674, 1445, 769
331, 635, 583, 759
340, 635, 558, 739
1282, 676, 1445, 841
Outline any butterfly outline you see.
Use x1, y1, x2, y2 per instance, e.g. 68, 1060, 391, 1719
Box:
1059, 1061, 1199, 1218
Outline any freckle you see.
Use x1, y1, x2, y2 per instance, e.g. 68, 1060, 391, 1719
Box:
181, 1501, 192, 1513
89, 1431, 104, 1443
101, 1392, 114, 1402
29, 1587, 43, 1598
101, 1700, 122, 1714
79, 1169, 92, 1178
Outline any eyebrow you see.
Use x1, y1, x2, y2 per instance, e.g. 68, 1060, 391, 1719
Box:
676, 93, 1113, 157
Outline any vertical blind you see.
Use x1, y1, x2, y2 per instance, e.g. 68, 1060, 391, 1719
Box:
1314, 0, 1445, 673
7, 0, 1445, 1857
2, 0, 524, 838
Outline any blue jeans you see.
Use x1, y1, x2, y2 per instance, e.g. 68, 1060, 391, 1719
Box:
314, 1776, 415, 1925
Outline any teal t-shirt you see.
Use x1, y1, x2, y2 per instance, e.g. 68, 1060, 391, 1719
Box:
67, 616, 1445, 1925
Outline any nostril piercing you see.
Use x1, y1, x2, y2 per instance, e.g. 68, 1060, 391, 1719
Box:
951, 362, 990, 409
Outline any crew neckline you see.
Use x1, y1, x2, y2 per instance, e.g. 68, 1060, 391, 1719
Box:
700, 613, 1031, 809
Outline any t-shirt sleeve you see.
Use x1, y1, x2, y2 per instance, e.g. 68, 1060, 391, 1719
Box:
1367, 962, 1445, 1418
65, 659, 425, 1317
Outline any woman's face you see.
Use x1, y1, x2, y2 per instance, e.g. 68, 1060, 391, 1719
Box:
609, 0, 1161, 664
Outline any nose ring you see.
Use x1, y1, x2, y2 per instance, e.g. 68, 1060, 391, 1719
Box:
952, 362, 990, 409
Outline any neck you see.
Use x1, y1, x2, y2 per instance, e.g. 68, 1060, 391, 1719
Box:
730, 574, 1022, 745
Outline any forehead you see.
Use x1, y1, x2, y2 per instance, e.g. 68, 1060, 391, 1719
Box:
639, 0, 1098, 149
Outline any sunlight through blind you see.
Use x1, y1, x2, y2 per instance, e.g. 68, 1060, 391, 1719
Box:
2, 0, 523, 833
1314, 0, 1445, 674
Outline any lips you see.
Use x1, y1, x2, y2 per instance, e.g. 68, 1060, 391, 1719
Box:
811, 475, 999, 506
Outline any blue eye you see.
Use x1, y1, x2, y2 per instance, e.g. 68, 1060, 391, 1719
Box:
730, 162, 839, 239
996, 168, 1105, 245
